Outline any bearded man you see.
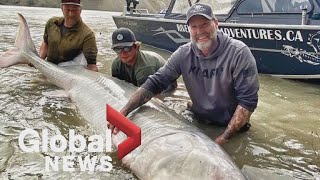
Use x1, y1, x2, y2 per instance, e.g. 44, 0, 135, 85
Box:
108, 3, 259, 145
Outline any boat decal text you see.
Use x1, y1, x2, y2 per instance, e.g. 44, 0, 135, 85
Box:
220, 28, 303, 42
153, 23, 319, 65
175, 24, 304, 42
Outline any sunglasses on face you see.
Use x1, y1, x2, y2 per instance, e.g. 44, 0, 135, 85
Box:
113, 46, 133, 54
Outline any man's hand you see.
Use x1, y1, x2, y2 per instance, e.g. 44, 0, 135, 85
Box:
215, 135, 227, 145
107, 122, 120, 135
107, 108, 128, 135
217, 105, 252, 145
88, 64, 98, 72
108, 88, 154, 135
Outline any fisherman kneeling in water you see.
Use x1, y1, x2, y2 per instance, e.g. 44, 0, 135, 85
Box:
108, 3, 259, 145
111, 28, 177, 92
38, 0, 98, 72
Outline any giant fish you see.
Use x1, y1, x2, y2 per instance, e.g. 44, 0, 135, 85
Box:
0, 13, 246, 180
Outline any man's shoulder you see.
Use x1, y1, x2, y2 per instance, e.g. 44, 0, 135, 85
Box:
79, 19, 95, 34
134, 63, 158, 80
111, 57, 122, 67
217, 30, 248, 52
168, 42, 192, 61
175, 42, 192, 56
140, 50, 162, 58
179, 42, 192, 49
229, 38, 248, 49
140, 50, 166, 64
47, 17, 63, 25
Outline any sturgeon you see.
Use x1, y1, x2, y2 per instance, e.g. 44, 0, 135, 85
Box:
0, 13, 246, 180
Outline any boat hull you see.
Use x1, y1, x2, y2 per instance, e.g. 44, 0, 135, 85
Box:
113, 15, 320, 78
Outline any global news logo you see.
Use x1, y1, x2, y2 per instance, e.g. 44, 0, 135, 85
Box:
18, 105, 141, 172
19, 129, 113, 172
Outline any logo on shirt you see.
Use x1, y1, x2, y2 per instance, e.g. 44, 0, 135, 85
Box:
188, 66, 224, 79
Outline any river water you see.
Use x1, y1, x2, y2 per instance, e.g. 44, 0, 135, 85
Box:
0, 5, 319, 180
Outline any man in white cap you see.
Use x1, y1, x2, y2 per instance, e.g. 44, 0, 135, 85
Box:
108, 3, 259, 145
39, 0, 98, 71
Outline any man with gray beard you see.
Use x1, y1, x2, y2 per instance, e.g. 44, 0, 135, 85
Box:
108, 3, 259, 145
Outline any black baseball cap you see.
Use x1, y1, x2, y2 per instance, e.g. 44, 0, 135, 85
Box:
111, 28, 136, 49
186, 3, 215, 24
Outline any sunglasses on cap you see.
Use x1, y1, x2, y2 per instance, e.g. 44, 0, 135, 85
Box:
113, 46, 133, 54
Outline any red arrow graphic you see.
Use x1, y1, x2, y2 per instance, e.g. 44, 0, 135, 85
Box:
106, 105, 141, 160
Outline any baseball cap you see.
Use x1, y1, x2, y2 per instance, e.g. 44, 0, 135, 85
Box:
111, 28, 136, 49
61, 0, 81, 6
186, 3, 215, 24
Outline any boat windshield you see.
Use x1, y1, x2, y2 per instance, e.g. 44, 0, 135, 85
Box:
171, 0, 237, 15
237, 0, 312, 14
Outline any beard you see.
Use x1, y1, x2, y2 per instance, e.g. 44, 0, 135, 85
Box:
191, 30, 217, 51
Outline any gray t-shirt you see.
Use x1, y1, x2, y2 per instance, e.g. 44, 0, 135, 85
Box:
142, 30, 259, 125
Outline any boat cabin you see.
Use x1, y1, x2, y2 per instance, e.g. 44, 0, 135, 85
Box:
152, 0, 320, 25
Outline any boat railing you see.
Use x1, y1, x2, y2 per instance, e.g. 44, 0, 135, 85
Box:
123, 6, 149, 15
164, 13, 186, 20
133, 8, 149, 14
301, 8, 307, 25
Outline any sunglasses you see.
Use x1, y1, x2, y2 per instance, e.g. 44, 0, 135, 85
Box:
113, 46, 133, 54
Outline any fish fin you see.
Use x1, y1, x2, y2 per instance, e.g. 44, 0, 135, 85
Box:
15, 13, 37, 53
42, 90, 70, 98
0, 13, 37, 68
0, 47, 27, 67
30, 74, 50, 85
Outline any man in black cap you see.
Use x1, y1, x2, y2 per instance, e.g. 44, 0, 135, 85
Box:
111, 27, 177, 90
109, 4, 259, 146
39, 0, 98, 71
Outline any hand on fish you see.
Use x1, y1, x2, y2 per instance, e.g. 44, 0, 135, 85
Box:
107, 109, 128, 135
107, 122, 120, 135
215, 135, 227, 145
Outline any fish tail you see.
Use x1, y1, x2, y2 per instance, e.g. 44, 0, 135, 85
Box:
0, 13, 37, 67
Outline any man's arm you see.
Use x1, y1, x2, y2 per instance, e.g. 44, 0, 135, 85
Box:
215, 45, 259, 145
108, 87, 155, 134
215, 105, 252, 145
39, 41, 48, 59
121, 87, 154, 116
83, 32, 98, 72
